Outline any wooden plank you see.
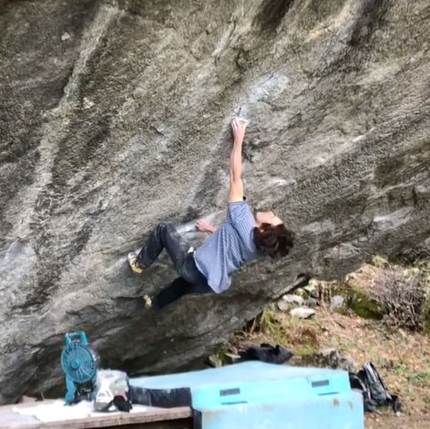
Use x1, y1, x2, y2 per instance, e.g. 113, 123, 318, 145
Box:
74, 418, 192, 429
0, 402, 192, 429
0, 400, 58, 413
0, 419, 192, 429
34, 408, 192, 429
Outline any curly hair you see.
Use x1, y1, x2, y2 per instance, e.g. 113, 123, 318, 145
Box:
253, 223, 295, 259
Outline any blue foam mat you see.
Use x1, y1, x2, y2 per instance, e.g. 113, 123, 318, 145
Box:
129, 362, 363, 428
130, 361, 349, 390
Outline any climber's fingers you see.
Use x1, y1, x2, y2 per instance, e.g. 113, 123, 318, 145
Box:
231, 117, 247, 140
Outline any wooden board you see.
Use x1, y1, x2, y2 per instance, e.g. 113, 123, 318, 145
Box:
0, 400, 192, 429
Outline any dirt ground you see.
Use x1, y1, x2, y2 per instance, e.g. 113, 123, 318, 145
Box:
226, 265, 430, 429
365, 415, 430, 429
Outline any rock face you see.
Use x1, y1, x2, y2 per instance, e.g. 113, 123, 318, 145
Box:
290, 348, 358, 373
0, 0, 429, 404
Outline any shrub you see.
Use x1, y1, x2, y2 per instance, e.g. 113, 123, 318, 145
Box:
371, 265, 427, 331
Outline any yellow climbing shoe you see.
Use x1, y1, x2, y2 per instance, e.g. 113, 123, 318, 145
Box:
128, 252, 143, 274
143, 295, 152, 309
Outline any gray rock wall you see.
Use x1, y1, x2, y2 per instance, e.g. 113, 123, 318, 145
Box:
0, 0, 429, 403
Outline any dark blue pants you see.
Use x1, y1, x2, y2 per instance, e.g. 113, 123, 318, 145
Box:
136, 223, 212, 309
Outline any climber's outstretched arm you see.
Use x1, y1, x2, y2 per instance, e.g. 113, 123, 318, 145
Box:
228, 118, 247, 202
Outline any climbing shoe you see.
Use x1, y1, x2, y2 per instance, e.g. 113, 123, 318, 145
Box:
128, 252, 143, 274
143, 295, 153, 310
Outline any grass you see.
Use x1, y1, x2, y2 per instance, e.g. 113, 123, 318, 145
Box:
237, 302, 321, 353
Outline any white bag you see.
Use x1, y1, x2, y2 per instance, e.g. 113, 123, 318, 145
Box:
93, 369, 132, 412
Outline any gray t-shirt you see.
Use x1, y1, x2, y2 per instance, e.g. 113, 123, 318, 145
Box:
194, 201, 260, 293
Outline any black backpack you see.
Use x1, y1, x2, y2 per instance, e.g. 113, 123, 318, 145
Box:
238, 343, 293, 364
349, 362, 401, 413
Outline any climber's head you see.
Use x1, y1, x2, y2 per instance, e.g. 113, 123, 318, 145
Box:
253, 211, 295, 259
255, 210, 282, 227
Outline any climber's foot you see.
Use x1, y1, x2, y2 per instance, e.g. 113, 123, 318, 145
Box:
128, 252, 143, 274
143, 294, 153, 310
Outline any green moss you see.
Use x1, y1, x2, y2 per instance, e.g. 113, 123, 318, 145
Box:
371, 255, 389, 268
421, 291, 430, 335
333, 282, 387, 320
348, 293, 387, 319
414, 259, 430, 335
332, 305, 349, 316
207, 347, 236, 368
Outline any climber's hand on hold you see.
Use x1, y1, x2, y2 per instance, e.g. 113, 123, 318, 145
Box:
196, 219, 216, 233
231, 117, 247, 143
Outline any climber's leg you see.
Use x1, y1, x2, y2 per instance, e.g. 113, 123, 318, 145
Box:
145, 252, 212, 309
128, 222, 189, 274
149, 276, 212, 310
128, 223, 211, 309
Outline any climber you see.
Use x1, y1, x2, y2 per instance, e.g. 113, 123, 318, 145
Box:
127, 117, 295, 310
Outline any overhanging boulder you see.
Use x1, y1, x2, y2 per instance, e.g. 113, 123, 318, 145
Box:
0, 0, 429, 404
